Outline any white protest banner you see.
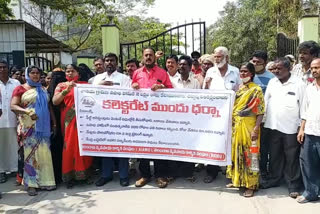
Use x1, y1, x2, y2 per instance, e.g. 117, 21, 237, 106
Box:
75, 85, 235, 166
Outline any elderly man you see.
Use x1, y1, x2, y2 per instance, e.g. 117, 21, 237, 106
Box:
194, 54, 214, 88
204, 46, 240, 90
93, 53, 131, 187
0, 60, 20, 183
292, 41, 320, 85
261, 58, 305, 199
296, 58, 320, 203
132, 47, 173, 188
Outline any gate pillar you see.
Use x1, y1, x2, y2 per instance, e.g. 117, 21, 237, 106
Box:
101, 24, 120, 57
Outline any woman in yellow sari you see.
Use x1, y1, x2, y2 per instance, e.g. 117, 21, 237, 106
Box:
226, 62, 265, 197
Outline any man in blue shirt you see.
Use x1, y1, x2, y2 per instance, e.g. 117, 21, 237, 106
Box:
251, 50, 275, 94
250, 50, 275, 179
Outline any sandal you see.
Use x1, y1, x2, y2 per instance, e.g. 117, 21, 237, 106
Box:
156, 177, 168, 188
203, 175, 214, 183
243, 189, 254, 197
186, 176, 197, 183
167, 176, 175, 184
226, 183, 234, 188
27, 187, 38, 196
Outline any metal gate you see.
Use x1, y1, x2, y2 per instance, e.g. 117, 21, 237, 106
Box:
277, 33, 299, 58
26, 56, 52, 71
120, 21, 206, 69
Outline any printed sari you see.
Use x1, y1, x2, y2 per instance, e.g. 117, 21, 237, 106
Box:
55, 82, 92, 182
13, 86, 56, 189
226, 82, 265, 189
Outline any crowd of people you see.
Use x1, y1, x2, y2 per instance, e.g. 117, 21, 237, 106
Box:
0, 40, 320, 204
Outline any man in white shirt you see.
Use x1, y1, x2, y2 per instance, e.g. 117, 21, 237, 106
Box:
0, 60, 20, 183
296, 58, 320, 203
93, 53, 130, 187
261, 58, 305, 198
204, 46, 240, 91
166, 55, 180, 83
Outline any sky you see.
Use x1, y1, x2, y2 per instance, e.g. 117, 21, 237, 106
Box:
146, 0, 236, 26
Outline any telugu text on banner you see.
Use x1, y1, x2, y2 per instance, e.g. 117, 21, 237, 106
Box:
75, 85, 235, 166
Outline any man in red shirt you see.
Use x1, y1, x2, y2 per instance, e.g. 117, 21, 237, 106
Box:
132, 48, 172, 188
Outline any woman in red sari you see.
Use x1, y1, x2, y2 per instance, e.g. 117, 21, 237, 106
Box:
52, 64, 92, 188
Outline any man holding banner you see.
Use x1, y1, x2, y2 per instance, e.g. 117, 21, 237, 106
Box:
93, 53, 131, 187
132, 47, 173, 188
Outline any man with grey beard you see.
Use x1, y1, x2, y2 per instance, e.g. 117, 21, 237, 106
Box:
204, 46, 240, 91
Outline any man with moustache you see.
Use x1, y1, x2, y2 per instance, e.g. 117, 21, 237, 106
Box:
195, 54, 214, 88
166, 54, 180, 83
204, 46, 240, 91
93, 53, 131, 187
125, 58, 139, 80
88, 57, 105, 84
261, 58, 305, 199
292, 41, 320, 85
132, 47, 173, 188
296, 58, 320, 203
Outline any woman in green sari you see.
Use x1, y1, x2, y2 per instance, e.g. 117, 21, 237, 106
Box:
226, 62, 265, 197
11, 66, 56, 196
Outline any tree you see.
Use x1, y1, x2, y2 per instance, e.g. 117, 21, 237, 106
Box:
28, 0, 156, 53
0, 0, 14, 20
207, 0, 319, 66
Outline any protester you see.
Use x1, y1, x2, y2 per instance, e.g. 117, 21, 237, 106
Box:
285, 54, 296, 68
47, 68, 66, 184
266, 61, 276, 73
195, 54, 214, 88
45, 72, 52, 89
296, 58, 320, 203
191, 51, 202, 74
0, 99, 1, 198
93, 57, 105, 75
93, 53, 131, 187
261, 58, 305, 198
250, 50, 274, 94
166, 54, 179, 82
11, 69, 24, 84
226, 62, 265, 197
292, 41, 320, 85
132, 47, 173, 188
0, 60, 20, 184
40, 71, 47, 87
250, 51, 275, 179
52, 64, 93, 188
125, 58, 139, 80
11, 66, 56, 196
204, 46, 240, 90
168, 55, 200, 183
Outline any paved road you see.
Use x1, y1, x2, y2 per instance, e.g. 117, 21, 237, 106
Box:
0, 170, 319, 214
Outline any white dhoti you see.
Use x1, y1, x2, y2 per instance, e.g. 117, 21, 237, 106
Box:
0, 128, 18, 173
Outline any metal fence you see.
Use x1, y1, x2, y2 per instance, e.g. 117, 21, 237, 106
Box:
119, 21, 206, 69
277, 33, 299, 58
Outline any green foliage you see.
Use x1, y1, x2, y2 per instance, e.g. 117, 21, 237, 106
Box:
207, 0, 319, 66
0, 0, 14, 20
29, 0, 156, 53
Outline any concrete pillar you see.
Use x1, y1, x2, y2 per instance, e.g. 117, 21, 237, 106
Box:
101, 24, 120, 56
298, 15, 319, 43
